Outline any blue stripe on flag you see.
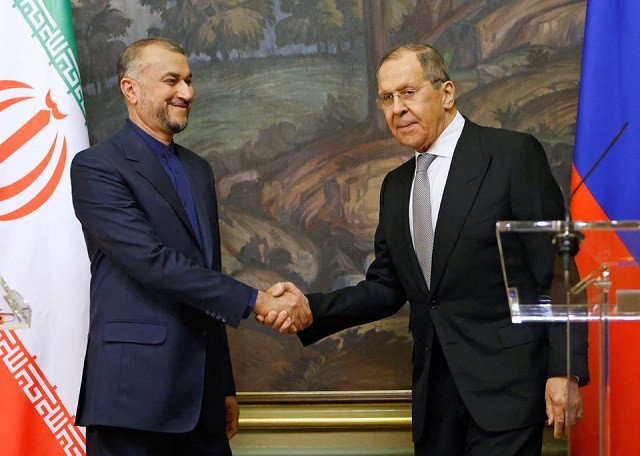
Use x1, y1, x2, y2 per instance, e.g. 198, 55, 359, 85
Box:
574, 0, 640, 258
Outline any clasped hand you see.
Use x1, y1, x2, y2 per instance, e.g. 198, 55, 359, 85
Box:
253, 282, 311, 334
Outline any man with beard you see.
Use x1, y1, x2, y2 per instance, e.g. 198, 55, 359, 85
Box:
70, 37, 311, 455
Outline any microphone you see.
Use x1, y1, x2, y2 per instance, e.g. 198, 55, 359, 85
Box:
553, 122, 628, 281
568, 122, 628, 206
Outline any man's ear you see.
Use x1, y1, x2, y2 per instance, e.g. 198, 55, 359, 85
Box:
442, 80, 455, 109
120, 78, 138, 105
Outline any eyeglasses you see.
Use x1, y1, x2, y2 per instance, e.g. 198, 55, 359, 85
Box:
377, 80, 445, 109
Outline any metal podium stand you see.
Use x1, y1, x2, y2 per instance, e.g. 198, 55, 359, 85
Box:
496, 220, 640, 456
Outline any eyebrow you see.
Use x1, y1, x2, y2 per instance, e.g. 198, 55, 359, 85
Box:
161, 72, 192, 79
379, 83, 417, 94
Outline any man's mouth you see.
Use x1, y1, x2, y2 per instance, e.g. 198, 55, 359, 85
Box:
169, 101, 189, 109
396, 122, 416, 130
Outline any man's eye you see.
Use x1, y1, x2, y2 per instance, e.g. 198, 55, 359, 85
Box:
381, 94, 393, 102
403, 89, 416, 96
164, 79, 177, 85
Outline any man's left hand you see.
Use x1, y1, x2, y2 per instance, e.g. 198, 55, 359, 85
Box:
545, 376, 582, 439
225, 396, 239, 440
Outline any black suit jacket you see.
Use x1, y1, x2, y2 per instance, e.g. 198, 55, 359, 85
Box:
71, 122, 255, 433
299, 119, 589, 442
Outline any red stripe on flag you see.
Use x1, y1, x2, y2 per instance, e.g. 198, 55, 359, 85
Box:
0, 109, 50, 164
0, 96, 34, 112
0, 80, 33, 91
0, 136, 67, 221
0, 134, 58, 201
570, 165, 640, 455
0, 330, 85, 455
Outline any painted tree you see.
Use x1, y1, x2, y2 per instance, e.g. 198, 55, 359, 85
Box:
362, 0, 416, 133
148, 0, 202, 55
72, 0, 131, 94
145, 0, 275, 60
335, 0, 363, 52
275, 0, 344, 53
197, 0, 275, 60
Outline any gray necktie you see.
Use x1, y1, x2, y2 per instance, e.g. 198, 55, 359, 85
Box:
413, 153, 437, 288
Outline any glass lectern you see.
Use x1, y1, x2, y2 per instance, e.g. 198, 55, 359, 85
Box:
497, 220, 640, 456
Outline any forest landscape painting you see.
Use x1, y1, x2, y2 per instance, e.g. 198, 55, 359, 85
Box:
72, 0, 587, 393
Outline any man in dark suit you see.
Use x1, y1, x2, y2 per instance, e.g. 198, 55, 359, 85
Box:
266, 43, 589, 455
70, 37, 310, 455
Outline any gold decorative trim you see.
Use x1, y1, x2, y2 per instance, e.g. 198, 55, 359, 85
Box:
237, 389, 412, 404
239, 416, 411, 429
237, 391, 413, 430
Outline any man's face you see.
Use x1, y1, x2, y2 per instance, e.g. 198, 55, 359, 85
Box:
129, 44, 194, 140
377, 51, 455, 152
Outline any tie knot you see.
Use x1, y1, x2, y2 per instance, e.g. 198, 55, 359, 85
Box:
416, 153, 436, 172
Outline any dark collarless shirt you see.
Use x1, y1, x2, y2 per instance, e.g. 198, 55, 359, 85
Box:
128, 120, 256, 318
129, 120, 203, 247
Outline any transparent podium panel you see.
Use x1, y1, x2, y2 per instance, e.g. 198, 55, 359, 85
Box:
496, 220, 640, 323
497, 220, 640, 456
0, 275, 31, 329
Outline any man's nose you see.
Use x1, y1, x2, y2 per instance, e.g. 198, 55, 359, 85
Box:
391, 95, 408, 114
177, 80, 194, 101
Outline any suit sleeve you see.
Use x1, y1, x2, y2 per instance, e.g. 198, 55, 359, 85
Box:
509, 134, 589, 385
70, 149, 253, 328
299, 175, 407, 346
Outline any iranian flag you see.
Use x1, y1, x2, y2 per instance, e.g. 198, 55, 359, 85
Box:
0, 1, 89, 454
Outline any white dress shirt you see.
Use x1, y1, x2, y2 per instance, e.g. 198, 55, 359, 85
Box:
409, 111, 465, 245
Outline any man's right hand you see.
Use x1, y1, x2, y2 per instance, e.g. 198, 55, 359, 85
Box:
253, 282, 311, 334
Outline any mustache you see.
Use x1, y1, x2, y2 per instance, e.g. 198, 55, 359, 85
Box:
168, 99, 190, 108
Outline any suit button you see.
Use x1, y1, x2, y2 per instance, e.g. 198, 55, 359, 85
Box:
425, 344, 431, 352
221, 318, 227, 323
205, 309, 211, 315
201, 330, 208, 336
429, 300, 437, 309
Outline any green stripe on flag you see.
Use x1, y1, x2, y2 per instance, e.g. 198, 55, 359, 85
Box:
12, 0, 86, 121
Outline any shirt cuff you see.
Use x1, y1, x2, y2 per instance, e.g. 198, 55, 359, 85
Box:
242, 288, 258, 319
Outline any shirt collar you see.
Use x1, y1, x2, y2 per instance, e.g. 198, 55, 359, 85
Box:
128, 119, 175, 159
414, 110, 465, 161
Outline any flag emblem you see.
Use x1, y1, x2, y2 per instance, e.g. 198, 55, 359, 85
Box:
1, 80, 68, 220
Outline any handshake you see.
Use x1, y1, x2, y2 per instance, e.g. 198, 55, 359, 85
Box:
253, 282, 312, 334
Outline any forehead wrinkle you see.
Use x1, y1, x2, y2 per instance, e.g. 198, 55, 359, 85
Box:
378, 58, 425, 91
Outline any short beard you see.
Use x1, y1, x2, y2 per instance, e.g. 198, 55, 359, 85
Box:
158, 104, 189, 134
167, 117, 188, 134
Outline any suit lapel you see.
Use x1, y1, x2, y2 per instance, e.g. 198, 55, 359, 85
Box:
390, 159, 431, 294
430, 120, 491, 294
119, 124, 200, 247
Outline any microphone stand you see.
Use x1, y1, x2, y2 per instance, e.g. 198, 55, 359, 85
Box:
551, 121, 627, 450
554, 121, 628, 298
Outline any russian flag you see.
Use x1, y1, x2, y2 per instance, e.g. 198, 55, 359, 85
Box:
570, 0, 640, 454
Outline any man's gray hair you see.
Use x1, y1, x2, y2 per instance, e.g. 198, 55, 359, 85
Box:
377, 43, 450, 85
116, 37, 185, 82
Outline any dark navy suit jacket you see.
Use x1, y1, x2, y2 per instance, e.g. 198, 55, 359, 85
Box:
299, 119, 589, 443
71, 122, 255, 432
